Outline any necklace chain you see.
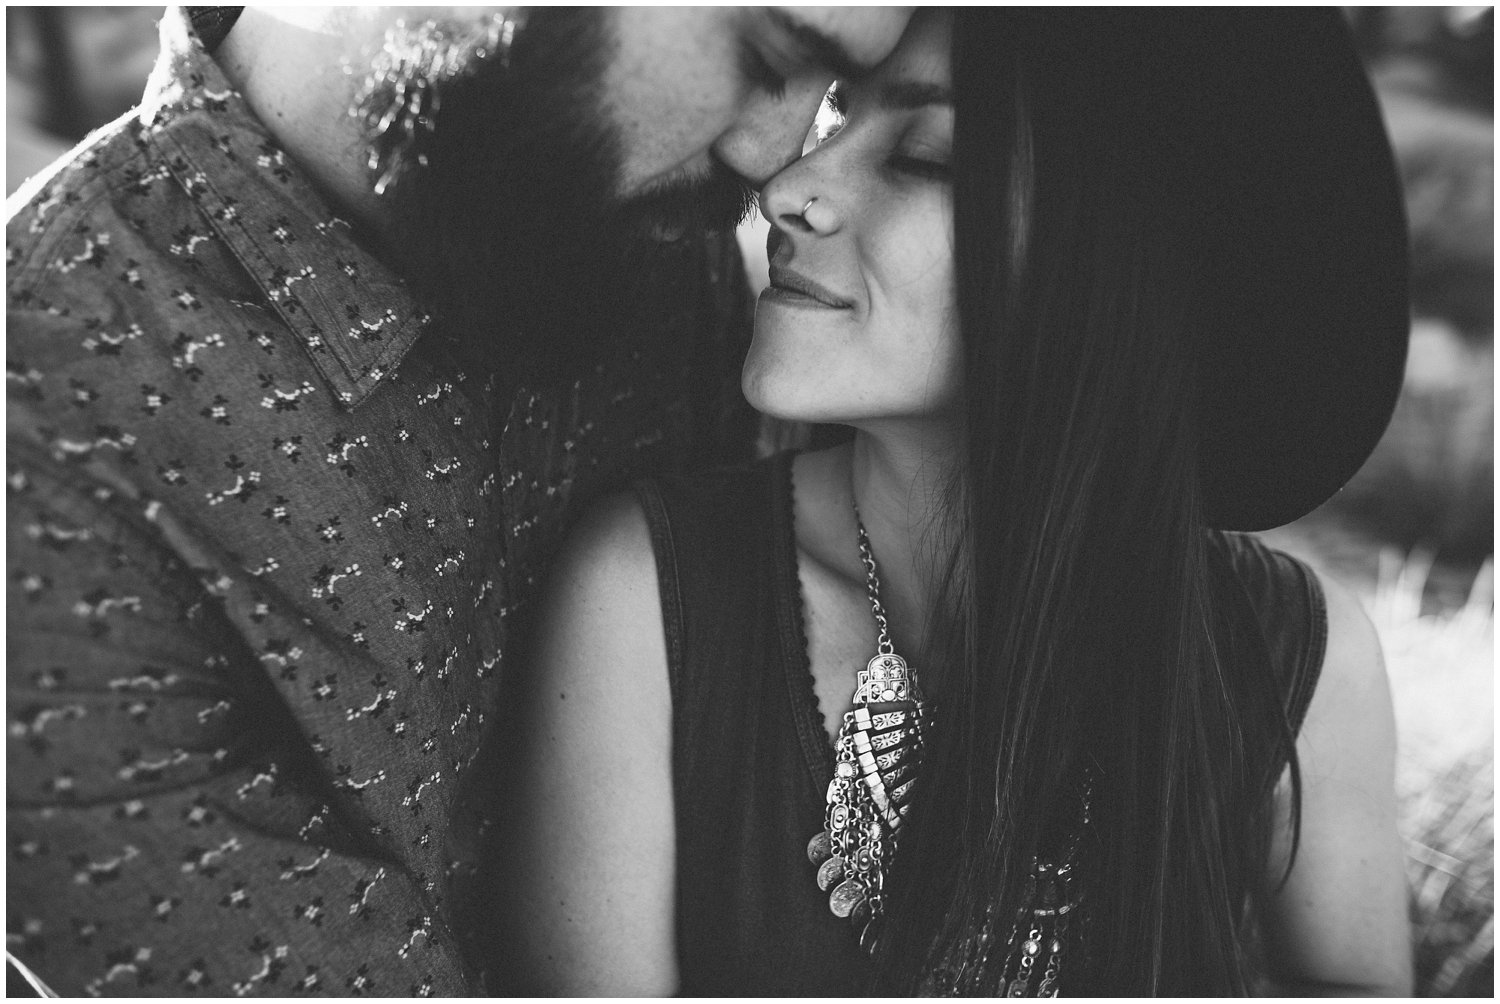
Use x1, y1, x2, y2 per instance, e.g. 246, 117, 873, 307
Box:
853, 505, 896, 656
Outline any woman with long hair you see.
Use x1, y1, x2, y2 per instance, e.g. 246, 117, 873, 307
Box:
495, 9, 1413, 995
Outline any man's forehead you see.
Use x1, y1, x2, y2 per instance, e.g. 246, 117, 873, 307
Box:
768, 6, 914, 77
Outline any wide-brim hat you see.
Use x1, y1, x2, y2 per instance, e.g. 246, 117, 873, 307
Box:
1137, 10, 1410, 531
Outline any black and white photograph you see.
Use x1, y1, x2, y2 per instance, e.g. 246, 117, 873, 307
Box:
6, 6, 1492, 997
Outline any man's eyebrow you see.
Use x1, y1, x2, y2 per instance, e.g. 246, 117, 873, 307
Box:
877, 80, 953, 110
767, 8, 874, 79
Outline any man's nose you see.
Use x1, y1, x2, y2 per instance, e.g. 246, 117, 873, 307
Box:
712, 80, 831, 189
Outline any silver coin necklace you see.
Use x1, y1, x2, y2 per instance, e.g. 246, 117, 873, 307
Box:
804, 502, 1087, 997
805, 503, 929, 951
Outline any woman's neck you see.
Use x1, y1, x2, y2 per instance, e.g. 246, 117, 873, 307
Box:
843, 421, 961, 652
789, 420, 959, 728
849, 431, 948, 556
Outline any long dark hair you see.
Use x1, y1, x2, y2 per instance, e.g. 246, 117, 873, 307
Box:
874, 11, 1302, 994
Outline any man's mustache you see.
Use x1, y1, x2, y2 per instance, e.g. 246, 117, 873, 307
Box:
616, 154, 758, 236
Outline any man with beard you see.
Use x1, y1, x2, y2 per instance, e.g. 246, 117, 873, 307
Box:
5, 6, 911, 995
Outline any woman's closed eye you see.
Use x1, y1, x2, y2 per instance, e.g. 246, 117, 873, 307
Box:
887, 149, 951, 181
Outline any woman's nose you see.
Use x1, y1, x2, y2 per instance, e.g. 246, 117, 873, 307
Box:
761, 162, 839, 236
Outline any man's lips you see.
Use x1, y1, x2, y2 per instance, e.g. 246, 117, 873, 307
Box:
765, 263, 851, 309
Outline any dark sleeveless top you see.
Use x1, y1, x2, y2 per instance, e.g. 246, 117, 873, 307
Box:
634, 452, 1327, 996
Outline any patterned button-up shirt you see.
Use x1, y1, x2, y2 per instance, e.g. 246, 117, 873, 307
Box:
6, 8, 754, 995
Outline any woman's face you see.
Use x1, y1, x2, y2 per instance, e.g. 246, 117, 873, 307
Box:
743, 9, 958, 428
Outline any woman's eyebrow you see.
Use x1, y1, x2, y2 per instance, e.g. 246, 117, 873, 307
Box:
877, 79, 954, 110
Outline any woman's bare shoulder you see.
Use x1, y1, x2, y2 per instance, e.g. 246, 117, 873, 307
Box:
1262, 569, 1411, 995
547, 490, 657, 600
1298, 571, 1395, 775
496, 489, 678, 995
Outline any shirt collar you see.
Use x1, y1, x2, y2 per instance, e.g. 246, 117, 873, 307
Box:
141, 7, 431, 410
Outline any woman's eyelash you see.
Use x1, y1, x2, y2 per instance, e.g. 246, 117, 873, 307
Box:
888, 155, 951, 180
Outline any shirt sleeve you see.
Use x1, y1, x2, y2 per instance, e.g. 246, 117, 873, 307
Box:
6, 439, 475, 997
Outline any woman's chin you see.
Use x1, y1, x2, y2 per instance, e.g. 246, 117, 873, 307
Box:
741, 356, 827, 423
743, 386, 831, 426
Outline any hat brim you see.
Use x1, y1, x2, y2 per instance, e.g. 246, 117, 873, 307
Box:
1175, 11, 1409, 530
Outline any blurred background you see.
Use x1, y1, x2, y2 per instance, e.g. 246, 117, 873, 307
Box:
6, 5, 1493, 996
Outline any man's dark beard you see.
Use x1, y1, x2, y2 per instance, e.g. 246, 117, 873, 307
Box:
614, 158, 758, 241
375, 9, 753, 383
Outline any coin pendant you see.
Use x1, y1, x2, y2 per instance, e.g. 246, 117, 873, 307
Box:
851, 896, 872, 928
817, 854, 845, 892
806, 830, 832, 865
828, 877, 866, 918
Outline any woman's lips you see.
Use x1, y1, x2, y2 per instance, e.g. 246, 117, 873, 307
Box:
764, 264, 851, 309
